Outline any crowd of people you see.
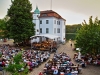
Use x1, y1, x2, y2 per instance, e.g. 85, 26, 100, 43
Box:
74, 52, 100, 67
0, 44, 50, 72
1, 43, 100, 75
41, 52, 82, 75
0, 44, 21, 68
22, 50, 50, 71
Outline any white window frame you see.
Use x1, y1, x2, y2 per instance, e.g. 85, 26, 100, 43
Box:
46, 20, 49, 24
57, 28, 60, 33
40, 28, 42, 33
54, 20, 56, 24
46, 28, 49, 33
40, 20, 42, 24
59, 21, 60, 25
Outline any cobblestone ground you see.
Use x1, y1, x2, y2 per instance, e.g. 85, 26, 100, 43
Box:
0, 40, 100, 75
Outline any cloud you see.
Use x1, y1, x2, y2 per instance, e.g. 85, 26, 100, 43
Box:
0, 0, 11, 18
0, 0, 100, 24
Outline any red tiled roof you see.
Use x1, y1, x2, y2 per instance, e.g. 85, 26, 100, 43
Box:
40, 10, 66, 21
32, 10, 66, 21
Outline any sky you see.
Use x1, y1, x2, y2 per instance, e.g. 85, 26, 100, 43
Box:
0, 0, 100, 25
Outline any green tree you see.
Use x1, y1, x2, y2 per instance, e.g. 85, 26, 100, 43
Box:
0, 16, 9, 38
65, 24, 82, 40
75, 16, 100, 55
5, 53, 28, 75
7, 0, 35, 44
66, 24, 82, 33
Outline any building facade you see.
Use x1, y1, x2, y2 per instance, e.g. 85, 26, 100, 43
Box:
32, 7, 66, 42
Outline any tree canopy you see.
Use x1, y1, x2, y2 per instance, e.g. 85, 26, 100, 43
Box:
66, 24, 82, 33
75, 16, 100, 55
0, 16, 9, 38
7, 0, 35, 43
65, 24, 82, 40
5, 53, 28, 75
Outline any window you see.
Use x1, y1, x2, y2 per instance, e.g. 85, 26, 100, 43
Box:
37, 15, 39, 17
40, 20, 42, 24
57, 21, 59, 25
42, 14, 47, 16
46, 20, 49, 24
57, 28, 60, 33
37, 29, 39, 32
57, 21, 60, 25
46, 28, 49, 33
59, 21, 60, 25
54, 28, 56, 33
54, 20, 56, 24
40, 28, 42, 33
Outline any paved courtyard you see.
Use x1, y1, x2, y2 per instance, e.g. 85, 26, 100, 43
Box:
0, 40, 100, 75
29, 41, 100, 75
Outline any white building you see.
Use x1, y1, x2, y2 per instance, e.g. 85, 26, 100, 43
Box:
32, 7, 66, 42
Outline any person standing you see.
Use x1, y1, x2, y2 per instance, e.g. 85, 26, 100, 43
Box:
70, 43, 72, 47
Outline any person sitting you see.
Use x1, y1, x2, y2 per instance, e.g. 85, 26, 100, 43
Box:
0, 66, 3, 71
67, 71, 72, 75
53, 68, 58, 75
39, 71, 43, 75
77, 64, 82, 74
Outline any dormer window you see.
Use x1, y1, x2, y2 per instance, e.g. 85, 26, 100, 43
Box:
42, 14, 47, 16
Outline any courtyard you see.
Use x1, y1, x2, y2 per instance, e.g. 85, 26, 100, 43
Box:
0, 40, 100, 75
28, 41, 100, 75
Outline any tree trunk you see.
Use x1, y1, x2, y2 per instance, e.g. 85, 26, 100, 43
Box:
3, 38, 7, 42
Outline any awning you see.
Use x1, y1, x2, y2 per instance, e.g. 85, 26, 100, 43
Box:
30, 34, 59, 39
